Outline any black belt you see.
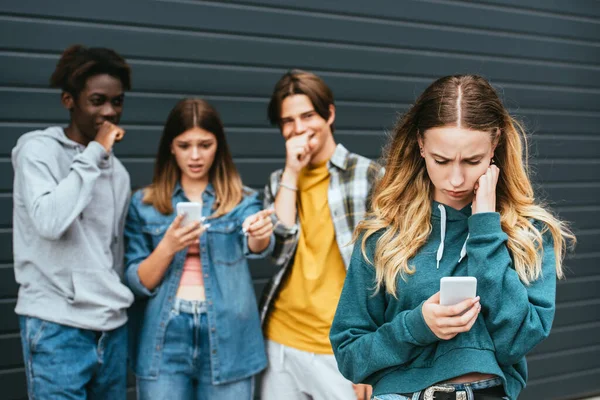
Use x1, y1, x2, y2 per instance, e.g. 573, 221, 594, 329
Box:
403, 384, 506, 400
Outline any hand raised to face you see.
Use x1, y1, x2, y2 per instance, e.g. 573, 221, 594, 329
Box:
472, 165, 500, 214
95, 121, 125, 152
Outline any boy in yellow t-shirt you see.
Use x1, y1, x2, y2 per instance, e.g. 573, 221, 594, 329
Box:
260, 70, 383, 400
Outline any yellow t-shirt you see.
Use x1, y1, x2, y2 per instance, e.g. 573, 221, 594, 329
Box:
266, 160, 347, 354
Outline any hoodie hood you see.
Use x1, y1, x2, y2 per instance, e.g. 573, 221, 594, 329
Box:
12, 126, 112, 169
13, 126, 83, 153
432, 201, 472, 269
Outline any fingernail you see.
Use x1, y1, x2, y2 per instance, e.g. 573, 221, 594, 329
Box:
203, 224, 211, 229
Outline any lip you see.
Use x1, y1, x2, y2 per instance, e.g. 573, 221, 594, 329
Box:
96, 119, 116, 126
188, 164, 204, 172
446, 190, 468, 198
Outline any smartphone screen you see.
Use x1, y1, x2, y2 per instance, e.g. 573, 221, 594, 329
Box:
440, 277, 477, 306
176, 201, 203, 227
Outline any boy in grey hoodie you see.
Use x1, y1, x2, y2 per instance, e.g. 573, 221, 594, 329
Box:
12, 45, 134, 399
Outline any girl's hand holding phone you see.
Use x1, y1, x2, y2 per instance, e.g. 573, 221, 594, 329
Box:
422, 292, 481, 340
159, 214, 207, 256
472, 165, 500, 214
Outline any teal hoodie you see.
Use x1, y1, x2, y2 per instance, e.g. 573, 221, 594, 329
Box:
330, 201, 557, 400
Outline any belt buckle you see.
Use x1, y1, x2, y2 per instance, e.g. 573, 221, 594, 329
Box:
423, 385, 467, 400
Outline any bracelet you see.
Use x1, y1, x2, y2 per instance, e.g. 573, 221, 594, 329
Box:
280, 182, 298, 192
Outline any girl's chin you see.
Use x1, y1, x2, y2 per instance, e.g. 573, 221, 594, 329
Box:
182, 171, 209, 181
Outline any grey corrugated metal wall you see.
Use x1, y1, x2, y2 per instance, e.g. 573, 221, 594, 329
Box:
0, 1, 599, 399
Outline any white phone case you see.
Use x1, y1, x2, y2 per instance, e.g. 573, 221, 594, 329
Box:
176, 201, 203, 227
440, 276, 477, 306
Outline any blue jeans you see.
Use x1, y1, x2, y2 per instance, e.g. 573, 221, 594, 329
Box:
19, 316, 127, 400
137, 299, 254, 400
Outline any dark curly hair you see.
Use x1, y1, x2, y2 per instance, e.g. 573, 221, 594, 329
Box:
50, 44, 131, 97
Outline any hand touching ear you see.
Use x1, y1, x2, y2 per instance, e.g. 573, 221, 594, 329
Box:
472, 165, 499, 214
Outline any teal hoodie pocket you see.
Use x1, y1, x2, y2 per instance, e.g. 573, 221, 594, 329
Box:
433, 315, 495, 360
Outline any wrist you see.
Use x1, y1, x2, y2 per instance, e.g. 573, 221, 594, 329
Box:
468, 212, 502, 236
473, 205, 495, 214
281, 168, 299, 185
157, 240, 176, 258
248, 235, 269, 253
93, 140, 111, 153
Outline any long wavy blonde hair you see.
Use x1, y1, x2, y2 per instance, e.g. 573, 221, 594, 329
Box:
358, 75, 576, 296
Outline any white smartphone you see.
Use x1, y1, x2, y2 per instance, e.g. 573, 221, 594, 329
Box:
440, 277, 477, 306
176, 201, 203, 227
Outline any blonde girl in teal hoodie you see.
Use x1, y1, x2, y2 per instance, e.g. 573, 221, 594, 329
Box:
330, 75, 576, 400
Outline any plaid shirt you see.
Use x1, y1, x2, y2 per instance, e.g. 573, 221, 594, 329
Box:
260, 144, 383, 323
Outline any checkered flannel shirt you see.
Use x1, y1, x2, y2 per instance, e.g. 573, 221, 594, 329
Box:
259, 144, 384, 323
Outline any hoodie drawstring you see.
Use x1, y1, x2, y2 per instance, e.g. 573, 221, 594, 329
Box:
436, 204, 446, 269
458, 234, 469, 263
436, 204, 469, 269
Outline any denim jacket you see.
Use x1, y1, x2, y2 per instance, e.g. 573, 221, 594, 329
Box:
124, 183, 273, 384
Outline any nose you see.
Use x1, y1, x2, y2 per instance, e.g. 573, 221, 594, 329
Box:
449, 163, 465, 188
293, 118, 306, 135
191, 146, 200, 160
101, 103, 117, 120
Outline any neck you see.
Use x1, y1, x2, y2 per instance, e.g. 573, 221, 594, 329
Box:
309, 135, 336, 166
181, 175, 209, 202
64, 124, 91, 147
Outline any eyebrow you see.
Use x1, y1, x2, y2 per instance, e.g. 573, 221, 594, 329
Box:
88, 93, 125, 100
280, 109, 316, 121
431, 152, 486, 161
175, 138, 214, 144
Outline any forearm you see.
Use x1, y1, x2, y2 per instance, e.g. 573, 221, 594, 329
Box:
274, 169, 298, 227
136, 241, 177, 291
248, 236, 270, 254
23, 142, 106, 239
331, 253, 439, 384
467, 213, 556, 365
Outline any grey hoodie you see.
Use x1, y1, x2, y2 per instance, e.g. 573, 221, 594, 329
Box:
12, 127, 134, 331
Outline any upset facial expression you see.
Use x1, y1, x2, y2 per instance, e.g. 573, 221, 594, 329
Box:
67, 74, 125, 142
279, 94, 334, 161
419, 126, 496, 210
171, 127, 218, 183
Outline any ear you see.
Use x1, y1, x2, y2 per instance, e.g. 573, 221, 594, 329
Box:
61, 92, 75, 111
491, 128, 500, 154
417, 135, 424, 156
327, 104, 336, 127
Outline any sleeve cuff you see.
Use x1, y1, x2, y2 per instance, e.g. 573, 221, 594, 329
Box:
271, 213, 299, 237
126, 265, 157, 298
405, 301, 439, 345
244, 233, 275, 259
81, 141, 110, 165
468, 212, 503, 237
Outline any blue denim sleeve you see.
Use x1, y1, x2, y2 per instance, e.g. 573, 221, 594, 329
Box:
240, 190, 275, 259
124, 193, 157, 298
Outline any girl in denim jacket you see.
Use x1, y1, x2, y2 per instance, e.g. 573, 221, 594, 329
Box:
124, 98, 274, 400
